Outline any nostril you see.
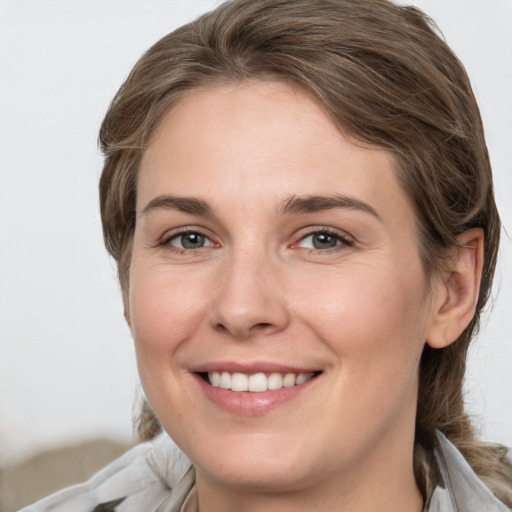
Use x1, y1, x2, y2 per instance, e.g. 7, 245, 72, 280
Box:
254, 322, 273, 329
210, 297, 290, 338
213, 321, 275, 336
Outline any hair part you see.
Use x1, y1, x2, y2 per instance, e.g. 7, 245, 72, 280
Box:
98, 0, 509, 504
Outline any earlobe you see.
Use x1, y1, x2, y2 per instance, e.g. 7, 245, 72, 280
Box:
426, 228, 484, 349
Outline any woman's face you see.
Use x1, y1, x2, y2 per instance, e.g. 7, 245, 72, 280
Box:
129, 81, 444, 497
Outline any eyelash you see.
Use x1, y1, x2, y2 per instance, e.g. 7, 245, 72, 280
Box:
294, 228, 354, 253
161, 227, 354, 254
162, 228, 216, 253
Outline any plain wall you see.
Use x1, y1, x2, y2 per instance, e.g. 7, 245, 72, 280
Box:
1, 0, 511, 465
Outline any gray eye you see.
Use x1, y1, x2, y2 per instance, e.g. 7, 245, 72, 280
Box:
170, 232, 211, 249
311, 233, 339, 249
300, 232, 341, 250
182, 233, 205, 248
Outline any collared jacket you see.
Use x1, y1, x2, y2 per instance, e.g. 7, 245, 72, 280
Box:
20, 431, 510, 512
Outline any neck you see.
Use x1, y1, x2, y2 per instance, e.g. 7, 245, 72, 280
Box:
197, 480, 423, 512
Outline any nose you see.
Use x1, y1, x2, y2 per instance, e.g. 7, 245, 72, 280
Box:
210, 248, 290, 340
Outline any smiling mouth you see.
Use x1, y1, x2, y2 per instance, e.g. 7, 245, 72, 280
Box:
199, 371, 321, 392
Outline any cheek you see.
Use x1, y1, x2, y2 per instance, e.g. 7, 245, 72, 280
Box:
301, 260, 429, 377
311, 268, 429, 444
127, 265, 211, 423
128, 265, 209, 360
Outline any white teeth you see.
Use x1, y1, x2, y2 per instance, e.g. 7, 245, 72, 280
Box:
283, 373, 296, 387
267, 372, 283, 390
219, 371, 231, 389
248, 373, 267, 392
231, 372, 249, 391
210, 371, 220, 387
207, 371, 315, 392
296, 373, 312, 385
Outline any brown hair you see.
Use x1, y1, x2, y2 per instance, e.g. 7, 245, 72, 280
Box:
98, 0, 511, 505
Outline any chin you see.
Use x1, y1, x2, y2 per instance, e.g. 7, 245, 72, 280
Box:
170, 426, 321, 493
197, 451, 316, 494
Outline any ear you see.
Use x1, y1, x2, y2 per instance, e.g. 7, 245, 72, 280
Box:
426, 228, 484, 349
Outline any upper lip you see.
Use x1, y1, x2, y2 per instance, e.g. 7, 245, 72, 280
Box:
190, 361, 321, 374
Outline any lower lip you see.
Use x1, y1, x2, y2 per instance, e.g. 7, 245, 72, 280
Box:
194, 374, 318, 416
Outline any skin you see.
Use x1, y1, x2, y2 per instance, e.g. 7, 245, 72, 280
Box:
127, 80, 483, 512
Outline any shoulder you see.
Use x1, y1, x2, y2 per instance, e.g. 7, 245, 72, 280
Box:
19, 433, 195, 512
430, 431, 511, 512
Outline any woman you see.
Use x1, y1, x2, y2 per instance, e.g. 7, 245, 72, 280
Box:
22, 0, 512, 510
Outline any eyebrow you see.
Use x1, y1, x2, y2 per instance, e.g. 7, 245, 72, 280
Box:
279, 194, 381, 219
140, 193, 381, 220
141, 195, 213, 216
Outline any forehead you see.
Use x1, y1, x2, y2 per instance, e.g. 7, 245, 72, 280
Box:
138, 80, 412, 227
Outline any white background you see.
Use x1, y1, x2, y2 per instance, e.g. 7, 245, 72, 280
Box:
1, 0, 511, 466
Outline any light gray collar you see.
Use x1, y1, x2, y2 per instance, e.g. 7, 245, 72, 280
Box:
430, 431, 509, 511
20, 430, 509, 512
